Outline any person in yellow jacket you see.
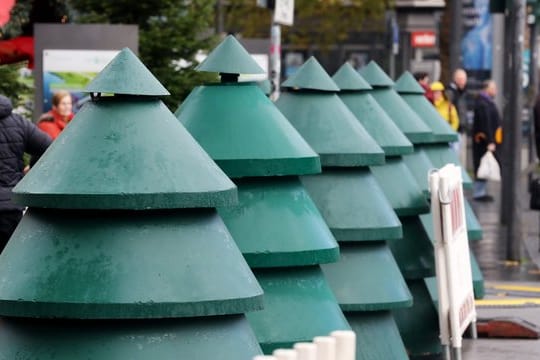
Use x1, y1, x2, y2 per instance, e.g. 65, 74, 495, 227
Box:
430, 81, 460, 131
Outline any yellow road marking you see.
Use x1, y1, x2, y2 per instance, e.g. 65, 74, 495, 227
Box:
486, 284, 540, 293
475, 298, 540, 307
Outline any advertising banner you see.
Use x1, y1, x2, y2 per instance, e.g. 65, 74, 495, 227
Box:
42, 49, 119, 113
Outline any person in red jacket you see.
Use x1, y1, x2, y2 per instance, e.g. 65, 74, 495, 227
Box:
414, 71, 434, 103
37, 90, 74, 139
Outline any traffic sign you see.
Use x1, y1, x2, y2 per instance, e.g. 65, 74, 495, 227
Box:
273, 0, 294, 26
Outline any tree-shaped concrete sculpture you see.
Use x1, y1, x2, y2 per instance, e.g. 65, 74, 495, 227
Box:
176, 35, 350, 353
0, 48, 264, 359
276, 57, 413, 360
394, 71, 485, 299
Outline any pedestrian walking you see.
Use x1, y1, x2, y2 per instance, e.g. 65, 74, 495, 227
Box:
431, 81, 460, 131
447, 68, 469, 166
472, 80, 502, 201
0, 94, 51, 252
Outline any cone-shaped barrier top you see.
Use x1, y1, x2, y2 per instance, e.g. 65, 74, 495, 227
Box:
301, 169, 402, 241
402, 148, 436, 196
333, 63, 414, 157
177, 84, 321, 178
0, 209, 263, 319
86, 48, 169, 96
177, 37, 320, 178
333, 64, 428, 215
282, 57, 340, 91
388, 216, 435, 279
218, 178, 339, 268
0, 316, 263, 360
330, 62, 371, 91
358, 61, 394, 87
393, 280, 442, 356
2, 49, 265, 323
359, 61, 432, 144
322, 243, 412, 311
393, 71, 425, 94
247, 267, 350, 353
395, 72, 458, 143
196, 35, 265, 75
277, 58, 385, 167
179, 38, 339, 255
180, 39, 348, 350
278, 60, 411, 357
179, 36, 338, 265
347, 312, 409, 360
370, 158, 429, 216
14, 51, 237, 210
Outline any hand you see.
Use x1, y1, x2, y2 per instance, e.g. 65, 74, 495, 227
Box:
487, 143, 496, 152
23, 165, 30, 174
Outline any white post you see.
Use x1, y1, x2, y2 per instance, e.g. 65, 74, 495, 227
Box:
273, 349, 298, 360
294, 342, 317, 360
330, 330, 356, 360
269, 23, 281, 101
313, 336, 336, 360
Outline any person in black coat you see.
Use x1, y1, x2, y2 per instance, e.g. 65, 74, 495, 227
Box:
472, 80, 501, 201
0, 95, 51, 251
446, 68, 468, 132
534, 91, 540, 161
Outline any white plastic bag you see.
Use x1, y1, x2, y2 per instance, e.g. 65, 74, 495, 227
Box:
476, 151, 501, 181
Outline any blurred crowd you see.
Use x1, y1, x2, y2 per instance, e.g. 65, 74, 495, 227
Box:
414, 69, 502, 202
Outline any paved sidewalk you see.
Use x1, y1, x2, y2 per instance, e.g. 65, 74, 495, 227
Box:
461, 175, 540, 359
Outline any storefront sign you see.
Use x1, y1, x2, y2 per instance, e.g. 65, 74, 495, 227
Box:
411, 31, 436, 48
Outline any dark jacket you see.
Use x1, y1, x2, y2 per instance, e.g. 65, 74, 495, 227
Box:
472, 92, 501, 172
534, 94, 540, 160
446, 82, 468, 133
0, 95, 51, 211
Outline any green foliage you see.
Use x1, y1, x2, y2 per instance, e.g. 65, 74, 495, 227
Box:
1, 0, 71, 39
0, 62, 33, 112
68, 0, 217, 109
0, 0, 31, 39
225, 0, 389, 50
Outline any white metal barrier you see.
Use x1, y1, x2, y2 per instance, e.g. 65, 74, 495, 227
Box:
253, 330, 356, 360
429, 164, 477, 360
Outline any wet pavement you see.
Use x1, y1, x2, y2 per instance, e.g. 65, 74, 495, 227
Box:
461, 172, 540, 359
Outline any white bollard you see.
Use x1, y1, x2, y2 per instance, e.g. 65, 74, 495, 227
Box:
330, 330, 356, 360
294, 342, 317, 360
313, 336, 336, 360
273, 349, 298, 360
253, 356, 277, 360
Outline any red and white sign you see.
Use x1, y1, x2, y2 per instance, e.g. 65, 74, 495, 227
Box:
411, 31, 436, 48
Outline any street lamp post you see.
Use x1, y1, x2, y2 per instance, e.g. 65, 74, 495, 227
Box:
502, 0, 526, 261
